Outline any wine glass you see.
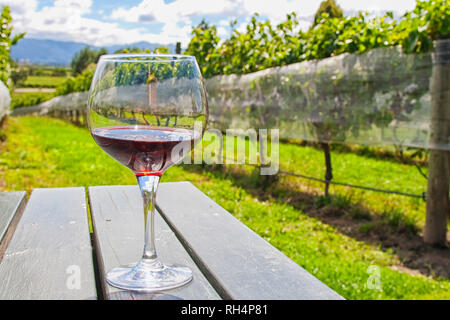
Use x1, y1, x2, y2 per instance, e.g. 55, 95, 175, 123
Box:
87, 54, 208, 292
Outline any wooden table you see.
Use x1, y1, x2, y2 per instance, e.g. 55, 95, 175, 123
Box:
0, 182, 343, 300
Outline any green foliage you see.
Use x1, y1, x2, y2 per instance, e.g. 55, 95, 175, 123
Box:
70, 46, 107, 75
0, 5, 25, 89
184, 19, 221, 77
187, 11, 397, 76
59, 46, 176, 96
313, 0, 344, 26
10, 67, 28, 87
56, 64, 95, 96
10, 91, 55, 109
11, 64, 69, 88
392, 0, 450, 55
113, 46, 169, 54
50, 67, 69, 77
305, 12, 399, 58
22, 65, 69, 77
113, 47, 151, 54
219, 13, 304, 75
153, 46, 170, 54
185, 0, 449, 78
22, 75, 67, 88
412, 0, 450, 40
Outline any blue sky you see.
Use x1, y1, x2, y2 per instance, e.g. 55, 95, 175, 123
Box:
0, 0, 417, 46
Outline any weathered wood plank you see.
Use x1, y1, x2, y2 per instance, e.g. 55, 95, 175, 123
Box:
0, 188, 97, 299
157, 181, 344, 300
0, 191, 27, 262
88, 185, 221, 300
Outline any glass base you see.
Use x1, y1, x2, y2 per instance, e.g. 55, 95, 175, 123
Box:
106, 259, 193, 292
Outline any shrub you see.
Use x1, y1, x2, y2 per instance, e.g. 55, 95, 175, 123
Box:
71, 47, 107, 76
11, 92, 55, 110
56, 64, 95, 96
0, 5, 25, 89
184, 0, 449, 77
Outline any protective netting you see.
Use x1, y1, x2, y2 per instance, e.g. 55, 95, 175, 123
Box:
12, 91, 88, 116
0, 80, 11, 121
12, 40, 450, 150
206, 40, 450, 151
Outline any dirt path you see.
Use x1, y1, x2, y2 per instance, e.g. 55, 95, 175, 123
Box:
14, 88, 56, 93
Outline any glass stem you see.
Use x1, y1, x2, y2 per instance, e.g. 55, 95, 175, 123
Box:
137, 175, 161, 262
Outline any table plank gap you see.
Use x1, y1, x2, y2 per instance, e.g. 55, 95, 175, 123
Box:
0, 191, 27, 263
0, 187, 97, 299
156, 202, 233, 300
88, 185, 221, 300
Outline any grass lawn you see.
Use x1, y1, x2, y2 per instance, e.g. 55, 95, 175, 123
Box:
0, 116, 448, 300
278, 141, 429, 228
23, 75, 67, 88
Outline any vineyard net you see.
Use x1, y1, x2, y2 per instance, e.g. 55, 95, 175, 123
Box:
205, 41, 450, 151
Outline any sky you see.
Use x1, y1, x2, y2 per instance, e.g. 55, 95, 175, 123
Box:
0, 0, 417, 47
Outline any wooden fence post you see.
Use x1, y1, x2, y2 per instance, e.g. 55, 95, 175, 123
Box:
424, 39, 450, 247
320, 142, 333, 197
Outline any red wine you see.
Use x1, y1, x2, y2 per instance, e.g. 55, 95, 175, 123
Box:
92, 126, 197, 176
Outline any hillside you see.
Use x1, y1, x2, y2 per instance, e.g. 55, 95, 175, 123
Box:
11, 38, 177, 66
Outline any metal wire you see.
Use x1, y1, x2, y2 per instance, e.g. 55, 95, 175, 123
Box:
277, 169, 427, 200
222, 155, 427, 200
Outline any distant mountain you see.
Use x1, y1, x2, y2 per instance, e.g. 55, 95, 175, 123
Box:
11, 38, 177, 66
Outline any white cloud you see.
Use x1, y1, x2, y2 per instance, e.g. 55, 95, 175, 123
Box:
53, 0, 92, 14
241, 0, 317, 24
109, 0, 417, 43
218, 19, 231, 27
0, 0, 191, 45
111, 0, 240, 24
0, 0, 37, 15
217, 26, 227, 37
0, 0, 418, 47
338, 0, 416, 14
